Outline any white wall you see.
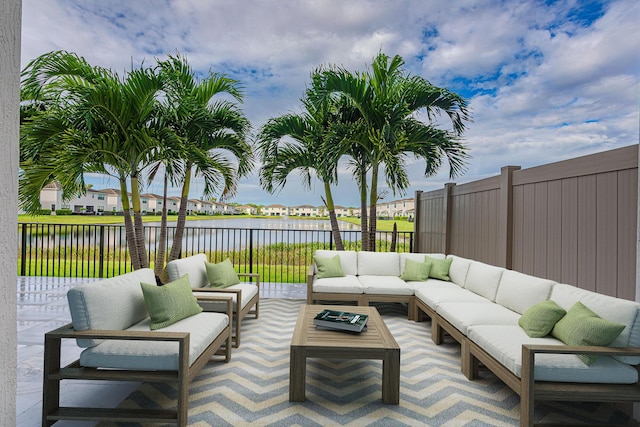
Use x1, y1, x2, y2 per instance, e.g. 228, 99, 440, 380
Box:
0, 0, 21, 423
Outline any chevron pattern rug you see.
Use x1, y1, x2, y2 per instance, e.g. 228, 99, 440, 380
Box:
109, 299, 637, 426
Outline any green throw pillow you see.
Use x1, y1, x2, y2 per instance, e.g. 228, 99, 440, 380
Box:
518, 300, 567, 338
551, 301, 625, 365
141, 275, 203, 330
314, 255, 345, 279
205, 258, 240, 288
425, 256, 453, 281
401, 259, 431, 281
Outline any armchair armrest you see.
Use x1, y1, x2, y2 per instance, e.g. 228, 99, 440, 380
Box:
46, 323, 190, 343
238, 273, 260, 286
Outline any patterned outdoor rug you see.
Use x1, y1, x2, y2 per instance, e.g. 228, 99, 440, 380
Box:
108, 299, 637, 426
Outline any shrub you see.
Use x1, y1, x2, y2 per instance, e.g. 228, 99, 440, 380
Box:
54, 209, 72, 215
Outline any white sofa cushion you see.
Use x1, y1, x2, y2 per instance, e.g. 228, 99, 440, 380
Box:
446, 255, 472, 287
495, 270, 555, 314
468, 325, 638, 384
437, 302, 520, 335
79, 312, 228, 370
415, 286, 493, 311
193, 282, 258, 312
359, 275, 414, 296
314, 250, 358, 276
357, 251, 400, 276
166, 253, 209, 289
67, 268, 155, 348
413, 278, 459, 291
464, 261, 505, 301
313, 275, 364, 294
551, 283, 640, 365
399, 253, 445, 273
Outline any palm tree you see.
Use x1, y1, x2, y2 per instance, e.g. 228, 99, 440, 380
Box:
256, 79, 352, 250
156, 55, 252, 270
314, 53, 471, 250
20, 51, 163, 269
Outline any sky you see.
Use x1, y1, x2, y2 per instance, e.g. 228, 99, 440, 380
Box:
21, 0, 640, 207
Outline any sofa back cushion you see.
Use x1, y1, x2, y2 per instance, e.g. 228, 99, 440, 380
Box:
446, 255, 472, 287
166, 253, 209, 289
464, 261, 505, 301
314, 250, 358, 276
357, 251, 400, 276
67, 268, 155, 348
399, 253, 444, 274
496, 270, 556, 314
550, 283, 640, 365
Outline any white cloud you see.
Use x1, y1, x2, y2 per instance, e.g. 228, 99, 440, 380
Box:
21, 0, 640, 206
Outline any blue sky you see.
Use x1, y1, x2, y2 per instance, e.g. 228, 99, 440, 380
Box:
21, 0, 640, 207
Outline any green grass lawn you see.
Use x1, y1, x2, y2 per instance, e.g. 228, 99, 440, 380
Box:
339, 217, 414, 232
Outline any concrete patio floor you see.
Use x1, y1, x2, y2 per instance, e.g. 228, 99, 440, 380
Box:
16, 276, 306, 426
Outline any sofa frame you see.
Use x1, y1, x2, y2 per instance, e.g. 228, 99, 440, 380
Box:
415, 297, 640, 427
42, 297, 233, 426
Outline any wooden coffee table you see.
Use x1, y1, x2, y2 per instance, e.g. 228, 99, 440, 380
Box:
289, 304, 400, 404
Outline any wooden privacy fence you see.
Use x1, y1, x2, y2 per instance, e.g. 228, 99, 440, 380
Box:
414, 144, 638, 301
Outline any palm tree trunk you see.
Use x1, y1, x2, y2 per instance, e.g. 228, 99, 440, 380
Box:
130, 174, 149, 268
119, 178, 141, 270
322, 182, 344, 251
168, 166, 191, 262
368, 163, 379, 252
155, 172, 169, 283
359, 165, 369, 252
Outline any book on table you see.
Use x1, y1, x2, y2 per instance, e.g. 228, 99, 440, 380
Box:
313, 309, 368, 332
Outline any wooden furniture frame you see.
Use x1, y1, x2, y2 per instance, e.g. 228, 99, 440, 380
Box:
306, 265, 416, 320
415, 297, 640, 427
289, 304, 400, 404
42, 297, 233, 426
194, 272, 260, 348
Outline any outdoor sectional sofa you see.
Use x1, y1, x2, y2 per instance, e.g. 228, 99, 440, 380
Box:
307, 250, 640, 427
42, 268, 233, 426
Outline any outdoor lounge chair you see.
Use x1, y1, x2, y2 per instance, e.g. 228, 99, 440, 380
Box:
166, 253, 260, 347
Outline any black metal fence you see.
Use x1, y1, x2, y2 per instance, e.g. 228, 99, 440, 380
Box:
18, 223, 414, 283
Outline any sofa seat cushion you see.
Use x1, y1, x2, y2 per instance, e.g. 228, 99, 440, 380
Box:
467, 325, 638, 384
413, 279, 461, 291
436, 302, 520, 335
79, 312, 229, 371
551, 284, 640, 365
193, 283, 259, 312
313, 275, 363, 294
166, 254, 209, 289
359, 275, 414, 296
357, 251, 400, 276
314, 250, 358, 276
495, 270, 555, 314
67, 268, 156, 348
415, 287, 492, 311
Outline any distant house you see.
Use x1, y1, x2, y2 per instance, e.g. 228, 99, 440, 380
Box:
262, 204, 289, 216
291, 204, 320, 216
167, 196, 181, 213
236, 205, 257, 215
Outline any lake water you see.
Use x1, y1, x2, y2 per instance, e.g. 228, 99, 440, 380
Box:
146, 217, 362, 231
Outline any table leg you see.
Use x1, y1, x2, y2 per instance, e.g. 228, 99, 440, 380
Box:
289, 346, 306, 401
382, 348, 400, 404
